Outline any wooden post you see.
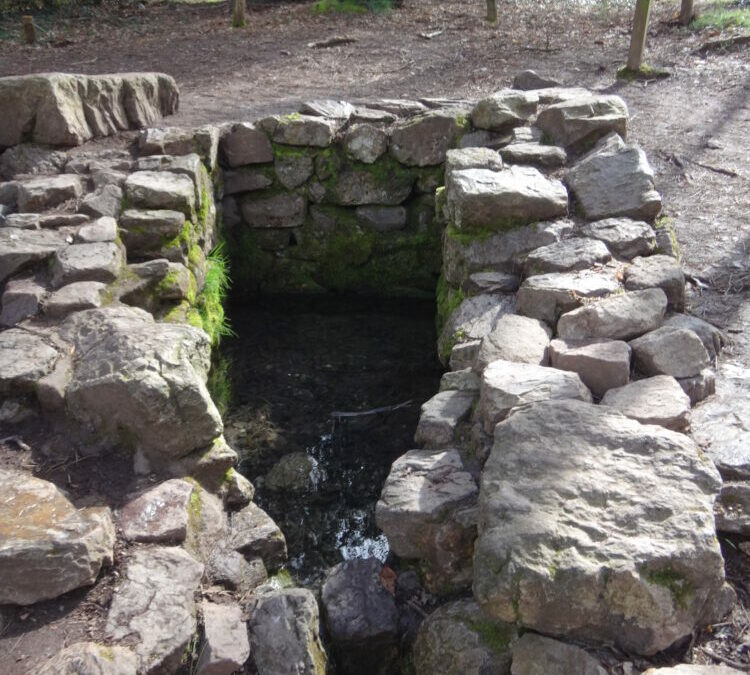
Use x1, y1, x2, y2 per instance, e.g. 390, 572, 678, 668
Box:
679, 0, 694, 26
22, 16, 36, 44
486, 0, 497, 24
627, 0, 652, 71
232, 0, 246, 28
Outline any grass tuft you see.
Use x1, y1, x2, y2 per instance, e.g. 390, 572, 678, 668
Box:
199, 243, 234, 346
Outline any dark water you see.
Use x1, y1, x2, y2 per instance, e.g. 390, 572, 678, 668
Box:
220, 295, 442, 587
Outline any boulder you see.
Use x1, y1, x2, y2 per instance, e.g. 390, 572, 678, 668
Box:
60, 306, 222, 458
38, 643, 138, 675
0, 72, 178, 148
220, 122, 274, 166
219, 468, 255, 510
138, 126, 219, 170
549, 338, 631, 397
197, 600, 251, 675
449, 339, 482, 371
272, 113, 339, 147
241, 192, 306, 228
439, 368, 481, 393
414, 390, 476, 447
438, 293, 516, 364
513, 70, 562, 90
124, 170, 195, 215
463, 271, 519, 295
51, 242, 123, 287
327, 163, 415, 206
630, 326, 710, 378
16, 174, 83, 212
624, 254, 685, 310
478, 359, 592, 433
471, 90, 539, 131
510, 633, 607, 675
580, 217, 656, 260
445, 147, 504, 174
376, 448, 478, 593
567, 133, 662, 222
356, 205, 407, 232
446, 166, 568, 232
664, 314, 723, 361
535, 95, 628, 150
300, 99, 355, 119
0, 327, 60, 393
524, 238, 611, 276
443, 219, 574, 286
0, 470, 115, 605
275, 153, 314, 189
413, 599, 517, 675
390, 110, 464, 166
106, 546, 203, 674
0, 275, 46, 326
119, 208, 186, 257
0, 227, 68, 282
473, 399, 733, 655
601, 375, 691, 432
474, 313, 552, 371
229, 502, 287, 569
42, 281, 106, 317
207, 548, 267, 593
76, 216, 118, 243
715, 482, 750, 536
516, 269, 620, 325
500, 142, 567, 168
79, 184, 123, 219
119, 478, 196, 543
679, 368, 716, 405
0, 145, 67, 180
4, 213, 40, 229
343, 123, 388, 164
557, 288, 667, 341
246, 588, 328, 675
223, 167, 274, 194
321, 558, 399, 675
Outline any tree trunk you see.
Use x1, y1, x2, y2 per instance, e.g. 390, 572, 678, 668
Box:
22, 16, 36, 44
486, 0, 497, 24
232, 0, 246, 28
627, 0, 652, 71
679, 0, 694, 26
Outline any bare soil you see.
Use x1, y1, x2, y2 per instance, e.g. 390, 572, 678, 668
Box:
0, 0, 749, 672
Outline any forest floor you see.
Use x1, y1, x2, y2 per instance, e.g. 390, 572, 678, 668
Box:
0, 0, 749, 672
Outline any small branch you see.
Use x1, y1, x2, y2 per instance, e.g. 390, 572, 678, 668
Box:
0, 436, 31, 451
331, 400, 413, 419
418, 30, 443, 40
307, 36, 357, 49
697, 645, 750, 671
689, 160, 739, 178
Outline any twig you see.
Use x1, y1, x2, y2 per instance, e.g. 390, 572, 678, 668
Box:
697, 645, 750, 671
689, 160, 739, 178
331, 400, 413, 419
0, 436, 31, 451
418, 30, 443, 40
71, 56, 98, 66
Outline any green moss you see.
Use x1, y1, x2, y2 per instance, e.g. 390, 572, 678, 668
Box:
97, 646, 115, 662
278, 111, 304, 123
198, 244, 234, 346
693, 7, 750, 31
445, 222, 500, 245
435, 271, 465, 339
273, 143, 316, 160
207, 354, 232, 417
646, 567, 693, 610
616, 64, 671, 81
467, 619, 515, 655
312, 0, 369, 13
187, 487, 203, 532
162, 219, 193, 252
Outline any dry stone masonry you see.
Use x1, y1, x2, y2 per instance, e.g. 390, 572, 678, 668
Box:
0, 70, 745, 675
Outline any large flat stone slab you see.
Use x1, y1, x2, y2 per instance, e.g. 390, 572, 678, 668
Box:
478, 359, 592, 433
0, 227, 67, 283
474, 313, 552, 371
567, 133, 662, 222
0, 470, 114, 605
51, 242, 124, 287
601, 375, 691, 432
42, 280, 106, 317
580, 217, 656, 260
471, 90, 538, 131
474, 399, 733, 655
630, 326, 710, 379
229, 502, 287, 570
17, 174, 83, 212
524, 237, 611, 276
119, 478, 195, 544
390, 110, 465, 166
106, 546, 203, 674
414, 390, 476, 447
446, 166, 568, 232
557, 288, 667, 341
549, 338, 631, 397
124, 170, 195, 215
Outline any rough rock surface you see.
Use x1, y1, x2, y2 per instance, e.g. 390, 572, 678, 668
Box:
557, 288, 667, 341
17, 174, 83, 211
715, 482, 750, 536
471, 90, 538, 131
124, 170, 195, 215
43, 281, 106, 317
197, 600, 251, 675
630, 326, 710, 379
535, 94, 628, 149
414, 390, 476, 447
265, 452, 317, 492
510, 633, 607, 675
207, 548, 267, 593
601, 375, 691, 432
229, 502, 287, 569
445, 147, 504, 174
440, 368, 481, 393
446, 166, 568, 231
0, 227, 67, 283
0, 470, 115, 605
220, 122, 274, 166
664, 314, 723, 361
0, 327, 60, 393
51, 243, 124, 287
246, 588, 328, 675
0, 275, 46, 326
580, 217, 656, 259
321, 558, 399, 675
119, 478, 196, 543
272, 113, 338, 147
38, 642, 138, 675
524, 237, 611, 276
549, 338, 630, 397
376, 449, 478, 592
515, 268, 620, 326
624, 254, 685, 310
390, 111, 464, 166
478, 359, 592, 433
642, 667, 744, 675
60, 306, 222, 458
500, 142, 567, 168
463, 271, 519, 295
0, 72, 179, 148
567, 133, 662, 222
474, 399, 733, 655
413, 599, 517, 675
474, 313, 552, 371
106, 546, 203, 674
343, 123, 388, 164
